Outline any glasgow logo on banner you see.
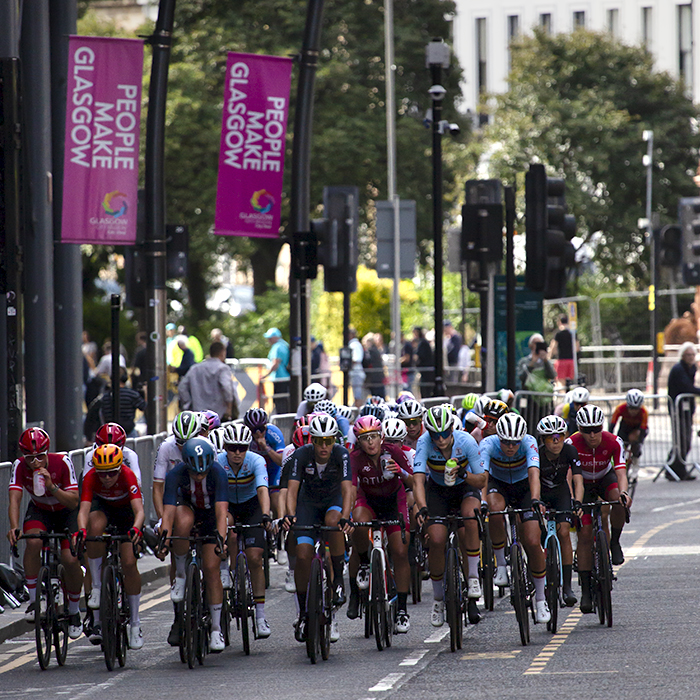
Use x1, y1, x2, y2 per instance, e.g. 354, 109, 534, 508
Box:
61, 36, 144, 244
214, 52, 293, 239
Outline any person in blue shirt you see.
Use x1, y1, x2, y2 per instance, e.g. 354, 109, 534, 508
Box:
480, 412, 550, 624
262, 327, 290, 414
157, 437, 229, 652
217, 423, 272, 638
413, 405, 486, 628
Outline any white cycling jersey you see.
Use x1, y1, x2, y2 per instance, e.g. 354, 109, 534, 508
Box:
84, 444, 142, 485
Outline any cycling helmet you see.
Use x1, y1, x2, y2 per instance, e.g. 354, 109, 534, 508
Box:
366, 395, 386, 406
461, 393, 479, 411
243, 408, 268, 432
182, 437, 216, 473
496, 413, 527, 442
423, 405, 454, 434
309, 414, 339, 438
303, 382, 327, 402
209, 427, 227, 452
314, 399, 338, 417
483, 399, 510, 422
292, 425, 312, 448
173, 411, 205, 442
440, 402, 457, 415
201, 409, 221, 431
18, 427, 50, 455
336, 405, 354, 422
396, 391, 416, 404
222, 423, 252, 446
93, 444, 123, 471
397, 399, 423, 420
452, 414, 463, 431
626, 388, 644, 409
95, 422, 127, 448
575, 404, 605, 429
359, 404, 386, 420
381, 417, 407, 441
353, 415, 382, 438
537, 415, 568, 437
294, 415, 312, 428
570, 386, 590, 404
473, 395, 491, 417
498, 388, 515, 405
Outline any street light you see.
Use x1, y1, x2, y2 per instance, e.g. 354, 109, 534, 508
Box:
643, 129, 658, 396
426, 38, 450, 398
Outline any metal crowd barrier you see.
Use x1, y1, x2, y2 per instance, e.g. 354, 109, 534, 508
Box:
270, 413, 296, 444
670, 393, 700, 480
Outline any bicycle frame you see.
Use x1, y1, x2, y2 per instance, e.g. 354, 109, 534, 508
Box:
228, 523, 259, 654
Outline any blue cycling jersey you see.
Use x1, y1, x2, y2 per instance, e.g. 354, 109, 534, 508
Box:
336, 415, 350, 438
216, 451, 268, 504
479, 434, 539, 484
248, 424, 286, 470
163, 462, 229, 509
413, 430, 482, 486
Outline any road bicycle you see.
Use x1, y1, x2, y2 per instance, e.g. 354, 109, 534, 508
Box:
409, 525, 428, 605
474, 507, 495, 612
623, 442, 640, 502
17, 532, 72, 670
541, 509, 569, 634
354, 518, 405, 651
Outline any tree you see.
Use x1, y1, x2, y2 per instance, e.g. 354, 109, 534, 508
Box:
484, 29, 700, 286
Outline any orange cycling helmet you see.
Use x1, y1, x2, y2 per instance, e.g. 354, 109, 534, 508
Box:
93, 444, 123, 471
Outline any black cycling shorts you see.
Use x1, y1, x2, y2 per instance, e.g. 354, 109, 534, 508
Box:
294, 489, 342, 545
182, 503, 219, 538
228, 497, 265, 550
540, 483, 573, 524
23, 503, 79, 547
426, 478, 481, 527
583, 469, 619, 504
487, 475, 537, 523
90, 497, 135, 535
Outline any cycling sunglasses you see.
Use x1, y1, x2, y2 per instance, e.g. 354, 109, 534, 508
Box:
225, 444, 248, 453
430, 428, 453, 440
24, 453, 47, 463
402, 418, 422, 427
544, 433, 565, 441
580, 426, 602, 435
499, 439, 520, 448
312, 437, 335, 446
358, 432, 381, 443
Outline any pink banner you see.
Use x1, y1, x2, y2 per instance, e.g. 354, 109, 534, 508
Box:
214, 52, 293, 238
61, 36, 143, 244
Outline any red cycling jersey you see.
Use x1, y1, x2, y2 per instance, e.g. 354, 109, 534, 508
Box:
81, 466, 142, 507
609, 404, 648, 432
567, 431, 625, 482
9, 453, 78, 512
351, 441, 411, 500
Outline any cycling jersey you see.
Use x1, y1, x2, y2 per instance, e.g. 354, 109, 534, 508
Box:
288, 443, 351, 502
81, 466, 142, 507
609, 404, 648, 436
163, 462, 229, 509
9, 453, 78, 512
153, 435, 184, 482
538, 443, 582, 490
479, 434, 539, 484
248, 424, 285, 469
403, 425, 424, 450
350, 441, 411, 500
84, 444, 142, 485
567, 431, 625, 482
413, 430, 482, 487
216, 451, 268, 504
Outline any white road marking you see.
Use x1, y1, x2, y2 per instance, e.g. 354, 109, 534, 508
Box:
368, 673, 405, 692
626, 544, 700, 556
399, 650, 428, 666
651, 497, 700, 513
424, 628, 449, 643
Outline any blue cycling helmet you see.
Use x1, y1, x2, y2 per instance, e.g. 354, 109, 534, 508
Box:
182, 437, 216, 474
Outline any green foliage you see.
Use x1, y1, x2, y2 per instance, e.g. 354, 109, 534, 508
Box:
484, 29, 700, 286
83, 297, 139, 359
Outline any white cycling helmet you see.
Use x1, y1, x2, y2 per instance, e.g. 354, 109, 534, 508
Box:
537, 414, 568, 436
496, 413, 527, 442
626, 388, 644, 408
397, 399, 424, 420
473, 395, 491, 417
382, 417, 408, 441
303, 382, 327, 403
209, 427, 227, 452
309, 414, 338, 438
570, 386, 590, 404
336, 405, 354, 422
575, 404, 605, 429
498, 388, 515, 405
452, 414, 463, 431
222, 423, 252, 445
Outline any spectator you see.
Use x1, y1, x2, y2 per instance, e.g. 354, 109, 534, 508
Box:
549, 314, 577, 388
362, 332, 385, 399
100, 372, 147, 437
400, 332, 415, 392
666, 341, 700, 481
131, 332, 148, 394
413, 326, 434, 398
82, 330, 98, 369
165, 323, 178, 366
211, 327, 235, 359
93, 340, 127, 379
178, 341, 238, 421
443, 320, 463, 378
183, 329, 204, 363
261, 327, 290, 414
348, 327, 366, 406
517, 332, 556, 425
171, 337, 195, 379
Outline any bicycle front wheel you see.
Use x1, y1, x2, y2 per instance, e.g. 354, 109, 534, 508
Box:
545, 538, 561, 633
183, 562, 200, 669
306, 557, 323, 664
101, 565, 118, 671
237, 554, 251, 655
510, 544, 530, 646
481, 528, 495, 612
116, 574, 128, 667
54, 564, 68, 666
444, 545, 463, 652
371, 548, 387, 651
596, 531, 613, 627
320, 560, 332, 661
35, 566, 52, 670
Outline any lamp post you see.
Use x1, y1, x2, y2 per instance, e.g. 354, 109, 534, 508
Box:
426, 38, 450, 398
643, 129, 657, 395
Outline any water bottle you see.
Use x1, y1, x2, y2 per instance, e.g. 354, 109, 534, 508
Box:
381, 453, 394, 480
444, 458, 458, 487
33, 471, 46, 497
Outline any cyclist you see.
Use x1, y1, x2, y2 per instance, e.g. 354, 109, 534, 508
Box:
557, 386, 589, 436
347, 416, 413, 633
457, 392, 479, 427
609, 389, 648, 461
201, 409, 221, 432
336, 404, 355, 425
295, 382, 327, 418
218, 423, 272, 638
481, 413, 551, 624
157, 437, 230, 652
463, 395, 490, 434
283, 414, 353, 644
84, 423, 142, 484
346, 404, 387, 449
244, 408, 285, 518
77, 444, 145, 649
413, 405, 485, 627
536, 415, 583, 607
471, 399, 509, 443
315, 399, 351, 438
7, 428, 83, 639
397, 399, 424, 449
568, 404, 630, 613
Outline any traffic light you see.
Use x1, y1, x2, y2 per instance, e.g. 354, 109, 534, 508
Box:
291, 228, 318, 280
679, 197, 700, 284
318, 186, 358, 294
525, 163, 576, 299
658, 224, 682, 267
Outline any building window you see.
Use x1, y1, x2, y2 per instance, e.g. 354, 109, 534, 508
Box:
507, 15, 520, 70
476, 17, 488, 125
607, 9, 619, 37
573, 11, 586, 29
539, 13, 552, 34
641, 7, 652, 47
679, 4, 693, 89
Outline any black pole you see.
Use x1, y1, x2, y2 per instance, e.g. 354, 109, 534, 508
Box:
480, 290, 487, 391
505, 185, 516, 391
651, 227, 659, 395
144, 0, 176, 434
343, 292, 350, 405
290, 0, 325, 408
50, 0, 83, 451
111, 294, 121, 424
430, 63, 445, 398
